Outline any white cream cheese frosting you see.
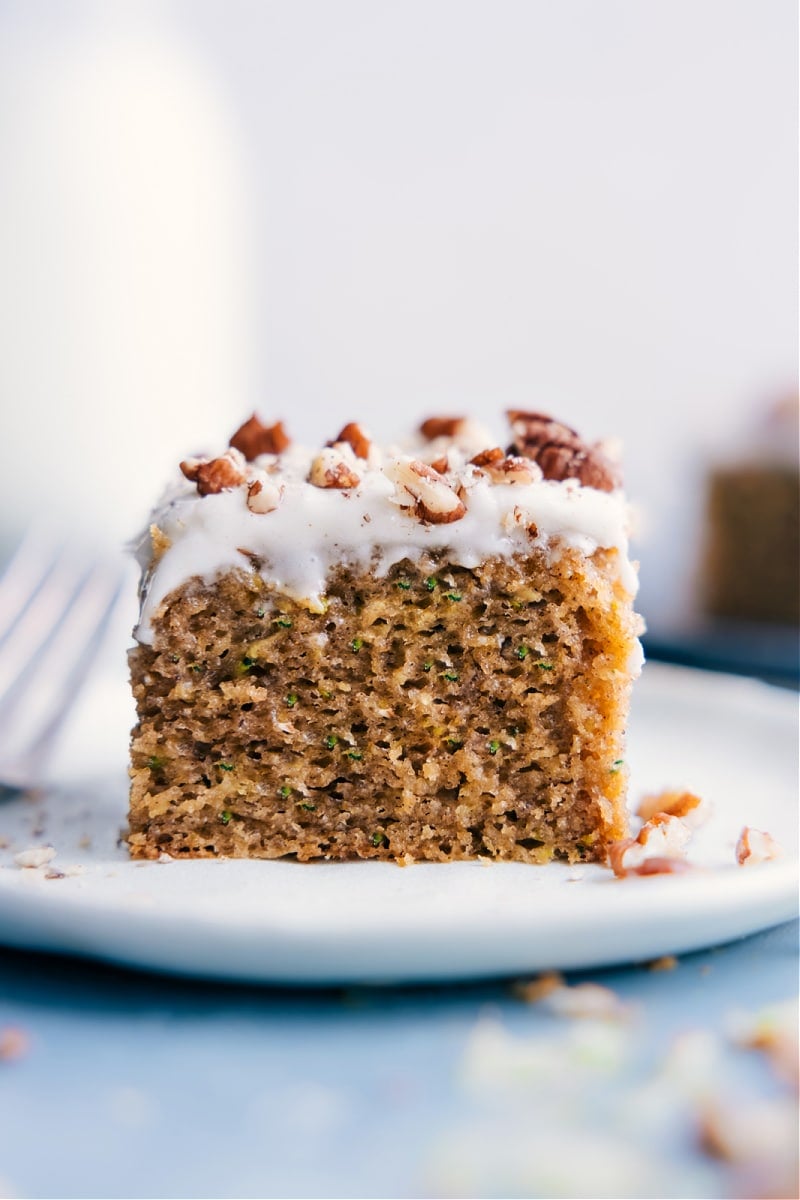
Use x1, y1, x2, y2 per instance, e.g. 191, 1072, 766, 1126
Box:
134, 416, 638, 645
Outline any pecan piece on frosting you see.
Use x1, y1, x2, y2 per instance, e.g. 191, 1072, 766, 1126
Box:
470, 447, 505, 469
471, 448, 539, 485
246, 477, 282, 514
229, 414, 290, 460
180, 452, 246, 496
419, 416, 466, 440
330, 422, 371, 460
508, 409, 581, 450
393, 459, 467, 524
309, 447, 361, 489
506, 410, 621, 492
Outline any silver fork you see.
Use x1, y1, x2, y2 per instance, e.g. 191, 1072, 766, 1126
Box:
0, 529, 125, 789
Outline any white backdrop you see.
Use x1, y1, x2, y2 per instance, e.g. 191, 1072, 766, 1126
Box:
0, 0, 796, 631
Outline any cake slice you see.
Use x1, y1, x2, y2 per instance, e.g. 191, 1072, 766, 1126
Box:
128, 411, 642, 863
702, 396, 799, 627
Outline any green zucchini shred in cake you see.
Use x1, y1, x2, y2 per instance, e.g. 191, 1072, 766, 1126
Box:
128, 411, 643, 863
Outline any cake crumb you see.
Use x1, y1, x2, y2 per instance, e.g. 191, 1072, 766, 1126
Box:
542, 982, 633, 1022
515, 975, 632, 1021
149, 524, 172, 562
647, 955, 678, 972
13, 846, 55, 869
727, 1000, 798, 1088
698, 1095, 798, 1168
0, 1027, 30, 1062
513, 971, 564, 1003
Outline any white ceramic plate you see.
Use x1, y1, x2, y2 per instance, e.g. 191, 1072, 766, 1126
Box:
0, 663, 796, 985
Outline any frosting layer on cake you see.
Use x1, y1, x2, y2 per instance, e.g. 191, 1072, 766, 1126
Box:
134, 414, 638, 645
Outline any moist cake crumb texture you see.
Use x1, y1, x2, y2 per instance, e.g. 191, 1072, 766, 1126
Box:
129, 411, 642, 864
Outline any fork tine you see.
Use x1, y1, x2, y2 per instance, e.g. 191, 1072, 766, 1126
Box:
0, 527, 65, 646
0, 552, 124, 788
16, 563, 124, 758
0, 548, 93, 701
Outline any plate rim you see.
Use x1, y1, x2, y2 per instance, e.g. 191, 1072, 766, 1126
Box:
0, 662, 796, 984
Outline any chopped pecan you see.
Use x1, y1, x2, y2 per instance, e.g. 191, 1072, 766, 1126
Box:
627, 856, 696, 876
506, 410, 621, 492
330, 422, 371, 460
229, 414, 290, 460
430, 455, 449, 474
309, 448, 361, 489
419, 416, 465, 440
736, 827, 782, 866
609, 838, 695, 876
508, 409, 581, 448
480, 453, 539, 485
393, 459, 467, 524
178, 457, 202, 482
607, 837, 637, 877
180, 452, 246, 496
501, 505, 525, 534
246, 477, 282, 514
608, 812, 693, 877
637, 789, 706, 827
470, 447, 505, 469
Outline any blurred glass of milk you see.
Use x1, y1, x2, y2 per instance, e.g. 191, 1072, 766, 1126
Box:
0, 6, 256, 552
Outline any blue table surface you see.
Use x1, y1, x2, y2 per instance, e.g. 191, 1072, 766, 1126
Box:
0, 918, 797, 1200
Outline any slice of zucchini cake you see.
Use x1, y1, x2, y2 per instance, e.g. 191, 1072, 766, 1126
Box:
129, 411, 642, 863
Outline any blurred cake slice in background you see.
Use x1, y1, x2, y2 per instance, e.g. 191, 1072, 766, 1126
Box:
702, 393, 799, 627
